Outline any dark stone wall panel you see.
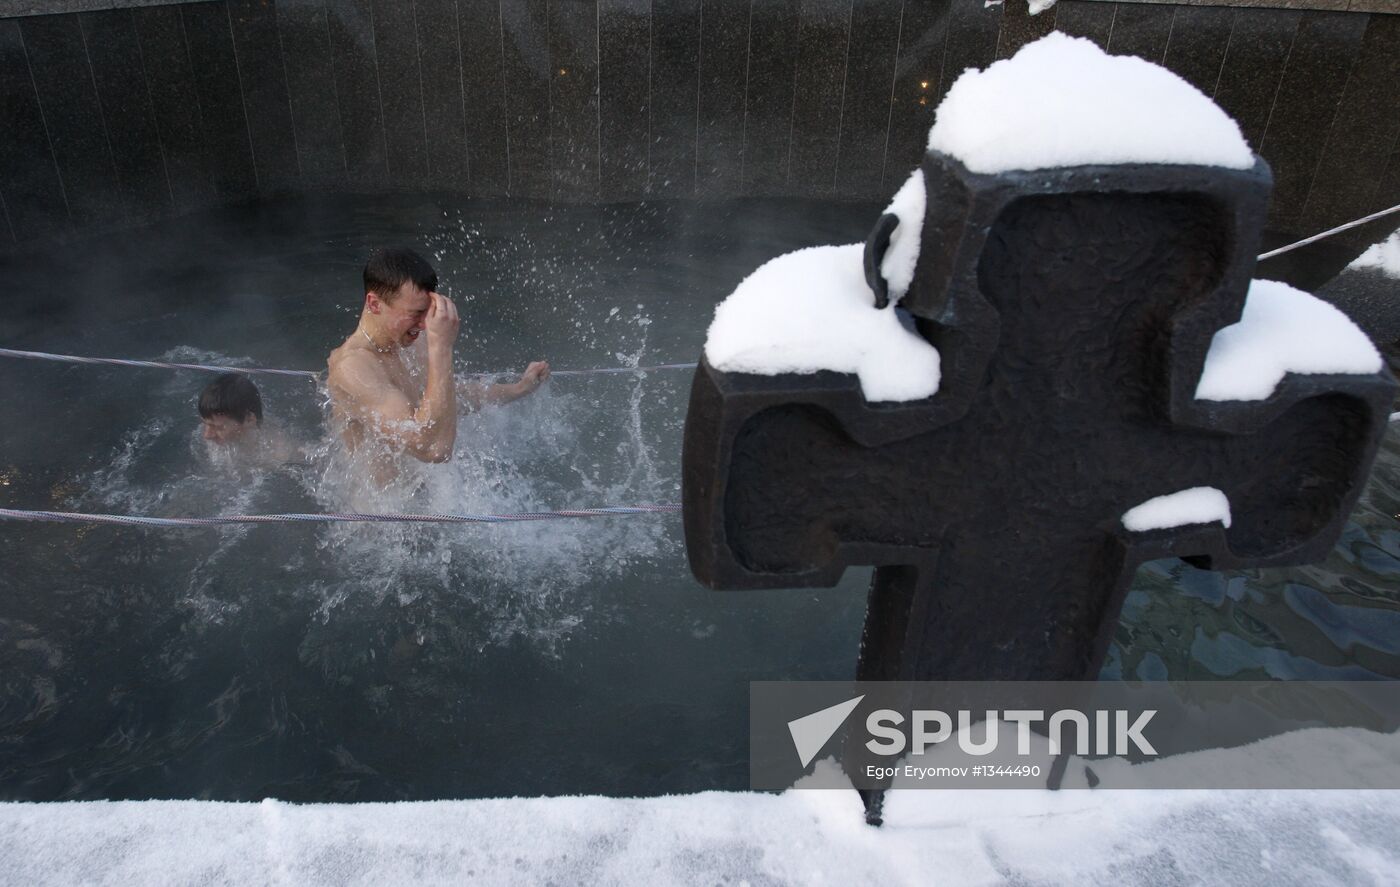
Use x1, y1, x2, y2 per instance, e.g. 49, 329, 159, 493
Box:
228, 0, 300, 194
695, 0, 747, 198
3, 0, 1398, 258
80, 9, 170, 223
1160, 5, 1234, 98
1053, 0, 1112, 51
940, 0, 998, 103
415, 0, 469, 190
459, 0, 510, 196
650, 0, 700, 197
788, 0, 852, 197
1213, 9, 1301, 153
370, 0, 428, 188
278, 0, 347, 188
598, 0, 649, 200
0, 192, 14, 244
1259, 11, 1367, 229
1300, 14, 1400, 234
500, 0, 551, 198
1382, 138, 1400, 212
1105, 3, 1172, 63
132, 4, 216, 211
20, 13, 125, 228
834, 0, 900, 198
882, 0, 946, 190
325, 0, 388, 188
182, 0, 258, 201
996, 0, 1056, 61
742, 0, 799, 193
0, 19, 69, 239
549, 0, 600, 201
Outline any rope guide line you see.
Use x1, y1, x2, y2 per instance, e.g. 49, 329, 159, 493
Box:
1, 203, 1396, 381
0, 347, 697, 380
1257, 202, 1400, 261
4, 202, 1396, 529
0, 505, 682, 529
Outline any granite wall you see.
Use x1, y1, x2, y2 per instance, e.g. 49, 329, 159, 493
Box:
1, 0, 1398, 263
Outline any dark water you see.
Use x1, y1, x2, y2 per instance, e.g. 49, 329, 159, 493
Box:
0, 195, 1397, 802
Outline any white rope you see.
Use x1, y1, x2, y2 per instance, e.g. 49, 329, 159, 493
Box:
0, 504, 683, 529
1258, 203, 1400, 261
0, 347, 695, 381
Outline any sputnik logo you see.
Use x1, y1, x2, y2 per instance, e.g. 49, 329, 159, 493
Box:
787, 695, 864, 767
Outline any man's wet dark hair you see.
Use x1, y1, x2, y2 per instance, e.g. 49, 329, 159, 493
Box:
198, 373, 263, 424
364, 247, 438, 302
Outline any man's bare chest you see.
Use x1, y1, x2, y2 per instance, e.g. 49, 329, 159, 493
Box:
382, 356, 423, 405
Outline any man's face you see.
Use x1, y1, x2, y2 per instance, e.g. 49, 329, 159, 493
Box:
373, 283, 433, 348
201, 413, 257, 445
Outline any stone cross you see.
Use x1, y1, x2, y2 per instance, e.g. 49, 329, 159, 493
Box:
681, 152, 1396, 824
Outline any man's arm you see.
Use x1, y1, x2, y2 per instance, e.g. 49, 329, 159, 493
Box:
458, 361, 551, 412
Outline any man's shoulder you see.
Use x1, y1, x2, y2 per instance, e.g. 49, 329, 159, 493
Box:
327, 340, 386, 391
328, 339, 375, 373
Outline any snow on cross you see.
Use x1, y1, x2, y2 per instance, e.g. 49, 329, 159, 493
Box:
681, 32, 1397, 826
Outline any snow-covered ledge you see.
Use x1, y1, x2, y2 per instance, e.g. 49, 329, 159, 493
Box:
2, 785, 1399, 884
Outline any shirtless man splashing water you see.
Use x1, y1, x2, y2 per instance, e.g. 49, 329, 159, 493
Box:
327, 248, 549, 483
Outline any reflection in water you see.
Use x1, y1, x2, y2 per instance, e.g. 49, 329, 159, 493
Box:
1109, 428, 1400, 682
0, 195, 1396, 802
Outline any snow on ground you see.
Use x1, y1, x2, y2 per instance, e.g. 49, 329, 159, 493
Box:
704, 243, 940, 402
4, 724, 1400, 885
1196, 279, 1382, 401
2, 784, 1399, 885
1348, 229, 1400, 280
5, 696, 1400, 885
928, 32, 1253, 173
1122, 486, 1231, 532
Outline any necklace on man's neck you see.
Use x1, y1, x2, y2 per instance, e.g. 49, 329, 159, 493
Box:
360, 327, 394, 354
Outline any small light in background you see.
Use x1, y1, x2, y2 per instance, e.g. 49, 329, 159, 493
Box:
559, 67, 569, 76
919, 80, 929, 90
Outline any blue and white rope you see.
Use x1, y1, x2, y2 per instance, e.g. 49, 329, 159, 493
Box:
0, 347, 696, 380
0, 347, 321, 379
0, 504, 682, 529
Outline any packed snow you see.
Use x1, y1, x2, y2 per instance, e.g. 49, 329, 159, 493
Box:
5, 720, 1400, 883
704, 243, 940, 402
1195, 279, 1382, 401
6, 724, 1400, 886
1348, 229, 1400, 279
703, 31, 1269, 403
928, 33, 1253, 174
1122, 486, 1231, 532
880, 169, 926, 304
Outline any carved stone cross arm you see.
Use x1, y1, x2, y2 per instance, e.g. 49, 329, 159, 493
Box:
683, 151, 1395, 690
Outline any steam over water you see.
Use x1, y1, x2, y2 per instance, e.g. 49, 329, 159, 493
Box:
0, 195, 1397, 802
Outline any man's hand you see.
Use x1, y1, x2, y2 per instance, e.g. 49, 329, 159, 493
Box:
457, 360, 551, 411
520, 360, 551, 393
426, 292, 460, 351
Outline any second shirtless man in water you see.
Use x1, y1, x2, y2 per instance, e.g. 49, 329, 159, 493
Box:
327, 248, 549, 481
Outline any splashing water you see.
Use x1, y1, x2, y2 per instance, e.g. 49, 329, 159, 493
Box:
68, 337, 682, 655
